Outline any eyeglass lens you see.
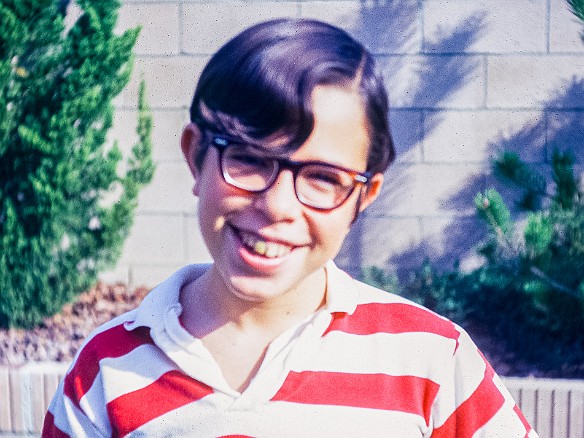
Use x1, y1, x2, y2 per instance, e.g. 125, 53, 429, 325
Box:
221, 145, 359, 210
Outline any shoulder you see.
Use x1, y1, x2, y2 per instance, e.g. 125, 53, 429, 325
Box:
66, 264, 211, 378
327, 265, 462, 344
73, 310, 154, 366
58, 310, 153, 410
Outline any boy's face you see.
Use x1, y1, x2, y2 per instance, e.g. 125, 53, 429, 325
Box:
181, 85, 383, 304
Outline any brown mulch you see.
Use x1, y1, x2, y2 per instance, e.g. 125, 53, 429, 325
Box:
0, 283, 149, 367
1, 283, 582, 379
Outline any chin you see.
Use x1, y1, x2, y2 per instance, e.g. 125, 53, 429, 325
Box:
225, 276, 281, 303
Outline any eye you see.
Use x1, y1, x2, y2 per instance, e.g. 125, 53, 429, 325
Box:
224, 146, 275, 174
229, 150, 266, 166
301, 166, 353, 189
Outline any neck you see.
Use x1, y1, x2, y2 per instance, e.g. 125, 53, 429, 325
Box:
180, 265, 327, 338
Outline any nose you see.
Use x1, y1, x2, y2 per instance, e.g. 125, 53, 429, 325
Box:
252, 169, 302, 221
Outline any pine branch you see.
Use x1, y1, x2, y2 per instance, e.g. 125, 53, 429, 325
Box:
529, 266, 582, 299
567, 0, 584, 22
567, 0, 584, 42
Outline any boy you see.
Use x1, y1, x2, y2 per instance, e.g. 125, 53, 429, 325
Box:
44, 19, 537, 437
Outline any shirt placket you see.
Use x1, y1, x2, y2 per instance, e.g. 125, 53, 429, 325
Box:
227, 309, 333, 410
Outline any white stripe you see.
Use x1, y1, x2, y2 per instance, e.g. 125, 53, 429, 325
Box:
474, 398, 532, 437
96, 343, 178, 403
431, 330, 489, 427
130, 399, 430, 438
291, 330, 457, 378
48, 380, 109, 437
77, 372, 112, 435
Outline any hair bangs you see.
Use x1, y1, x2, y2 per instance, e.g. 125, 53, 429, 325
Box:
189, 19, 395, 172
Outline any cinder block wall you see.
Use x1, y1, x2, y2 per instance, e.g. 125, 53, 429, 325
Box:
100, 0, 584, 286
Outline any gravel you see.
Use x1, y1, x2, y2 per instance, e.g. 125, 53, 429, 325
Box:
0, 283, 148, 367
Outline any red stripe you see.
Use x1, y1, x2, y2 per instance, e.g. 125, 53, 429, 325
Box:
271, 371, 439, 425
432, 362, 505, 438
513, 404, 533, 435
41, 411, 70, 438
63, 324, 153, 410
324, 303, 460, 344
107, 370, 213, 437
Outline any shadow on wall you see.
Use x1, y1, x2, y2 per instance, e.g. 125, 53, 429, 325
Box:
336, 1, 487, 278
337, 2, 584, 280
349, 77, 584, 280
431, 79, 584, 274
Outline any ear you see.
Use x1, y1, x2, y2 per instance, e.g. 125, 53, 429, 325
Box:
181, 123, 203, 191
358, 173, 384, 212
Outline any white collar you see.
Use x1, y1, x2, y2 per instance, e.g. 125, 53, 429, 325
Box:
125, 260, 360, 332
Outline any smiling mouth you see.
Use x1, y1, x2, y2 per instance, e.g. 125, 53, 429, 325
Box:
237, 229, 293, 259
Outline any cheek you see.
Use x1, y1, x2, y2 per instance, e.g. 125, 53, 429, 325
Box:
309, 210, 353, 250
197, 177, 251, 226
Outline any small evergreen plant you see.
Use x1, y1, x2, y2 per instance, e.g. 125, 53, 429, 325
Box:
474, 151, 584, 340
567, 0, 584, 42
364, 152, 584, 374
0, 0, 154, 327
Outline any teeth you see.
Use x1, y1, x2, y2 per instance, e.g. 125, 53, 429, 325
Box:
239, 230, 291, 258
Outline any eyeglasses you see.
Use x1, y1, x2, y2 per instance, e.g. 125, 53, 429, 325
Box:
209, 134, 371, 211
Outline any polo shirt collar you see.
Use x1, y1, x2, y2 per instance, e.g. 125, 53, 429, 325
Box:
324, 260, 360, 315
126, 261, 360, 332
125, 264, 209, 332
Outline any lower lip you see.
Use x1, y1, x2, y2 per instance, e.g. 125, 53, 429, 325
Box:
232, 228, 291, 273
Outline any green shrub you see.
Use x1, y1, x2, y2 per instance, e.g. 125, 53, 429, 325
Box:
0, 0, 154, 328
473, 151, 584, 340
362, 262, 470, 324
361, 151, 584, 374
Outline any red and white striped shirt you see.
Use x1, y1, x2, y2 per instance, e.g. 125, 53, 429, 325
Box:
43, 262, 536, 437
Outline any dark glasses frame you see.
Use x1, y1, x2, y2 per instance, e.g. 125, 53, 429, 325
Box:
208, 133, 372, 211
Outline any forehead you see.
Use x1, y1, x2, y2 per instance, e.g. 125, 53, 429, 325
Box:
289, 85, 370, 168
208, 85, 371, 170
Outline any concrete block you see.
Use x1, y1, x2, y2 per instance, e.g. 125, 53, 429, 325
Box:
107, 108, 188, 166
423, 110, 546, 163
550, 0, 584, 53
137, 162, 195, 213
369, 163, 488, 217
546, 111, 584, 162
110, 109, 188, 163
152, 110, 190, 162
390, 109, 422, 163
336, 216, 422, 274
300, 0, 420, 54
378, 55, 485, 109
116, 56, 207, 109
420, 216, 486, 272
181, 2, 299, 55
487, 55, 584, 108
98, 265, 130, 285
117, 3, 180, 55
129, 264, 185, 288
185, 214, 214, 264
63, 1, 82, 34
119, 214, 186, 265
423, 0, 546, 53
